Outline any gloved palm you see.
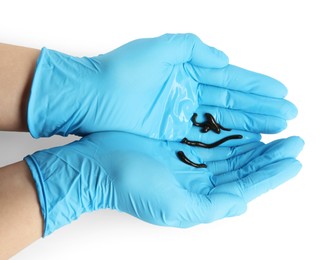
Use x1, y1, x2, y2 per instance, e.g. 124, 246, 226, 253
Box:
28, 34, 297, 141
25, 132, 303, 236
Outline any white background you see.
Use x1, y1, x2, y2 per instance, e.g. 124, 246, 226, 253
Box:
1, 0, 330, 259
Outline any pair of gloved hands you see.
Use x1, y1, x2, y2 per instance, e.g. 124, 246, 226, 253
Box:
24, 33, 304, 236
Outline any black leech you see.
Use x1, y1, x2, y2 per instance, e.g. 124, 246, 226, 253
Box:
191, 113, 231, 134
178, 113, 243, 168
181, 135, 243, 149
191, 113, 219, 133
205, 113, 231, 132
176, 151, 207, 168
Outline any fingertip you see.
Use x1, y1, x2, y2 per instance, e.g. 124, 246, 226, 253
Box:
297, 136, 305, 146
285, 102, 298, 120
213, 48, 229, 67
265, 75, 288, 98
266, 119, 287, 134
286, 158, 303, 178
286, 136, 305, 153
275, 80, 288, 98
294, 160, 303, 171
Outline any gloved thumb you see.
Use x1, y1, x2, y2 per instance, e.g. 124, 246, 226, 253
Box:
163, 33, 229, 68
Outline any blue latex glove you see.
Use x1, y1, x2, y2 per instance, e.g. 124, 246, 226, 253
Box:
25, 132, 304, 236
28, 33, 297, 141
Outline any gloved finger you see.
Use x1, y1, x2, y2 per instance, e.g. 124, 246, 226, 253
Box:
186, 64, 288, 98
161, 33, 229, 68
199, 86, 298, 120
211, 158, 302, 203
186, 127, 261, 147
196, 106, 287, 134
211, 136, 304, 178
190, 142, 263, 163
210, 136, 304, 184
238, 136, 304, 172
242, 159, 302, 203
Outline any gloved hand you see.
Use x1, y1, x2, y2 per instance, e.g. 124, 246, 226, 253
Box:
28, 33, 297, 141
25, 131, 304, 236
